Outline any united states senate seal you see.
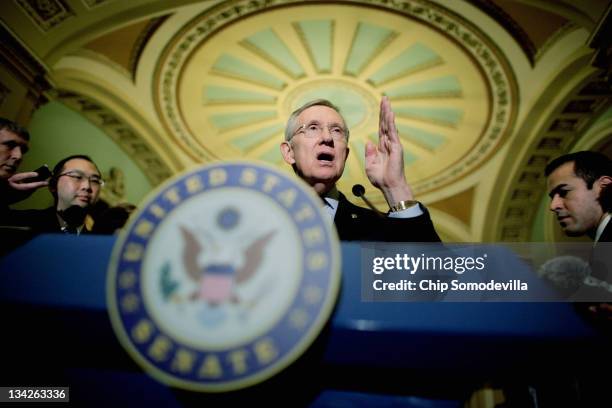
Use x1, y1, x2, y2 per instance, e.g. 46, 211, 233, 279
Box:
107, 161, 341, 392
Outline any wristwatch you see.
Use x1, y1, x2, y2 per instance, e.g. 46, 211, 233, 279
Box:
389, 200, 419, 212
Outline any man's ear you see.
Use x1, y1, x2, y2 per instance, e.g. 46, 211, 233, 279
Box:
280, 141, 295, 165
596, 175, 612, 195
599, 175, 612, 188
596, 176, 612, 212
48, 177, 57, 194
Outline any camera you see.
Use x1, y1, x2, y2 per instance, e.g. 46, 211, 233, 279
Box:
23, 164, 51, 183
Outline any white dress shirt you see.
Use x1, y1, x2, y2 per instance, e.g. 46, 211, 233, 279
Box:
321, 187, 422, 221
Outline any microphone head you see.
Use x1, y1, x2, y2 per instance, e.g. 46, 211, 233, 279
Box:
352, 184, 365, 197
538, 255, 591, 297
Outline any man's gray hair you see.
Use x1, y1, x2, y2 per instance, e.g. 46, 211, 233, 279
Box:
284, 99, 350, 141
0, 117, 30, 141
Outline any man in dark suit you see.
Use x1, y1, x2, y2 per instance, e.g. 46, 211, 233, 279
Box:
0, 118, 49, 216
546, 151, 612, 242
9, 154, 104, 235
545, 151, 612, 408
546, 151, 612, 318
280, 97, 439, 242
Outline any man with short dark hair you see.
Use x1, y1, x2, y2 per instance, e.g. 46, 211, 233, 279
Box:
0, 118, 48, 214
545, 151, 612, 320
544, 150, 612, 408
546, 151, 612, 241
8, 154, 104, 234
280, 97, 439, 242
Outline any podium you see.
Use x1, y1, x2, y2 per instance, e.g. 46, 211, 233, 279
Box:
0, 235, 606, 406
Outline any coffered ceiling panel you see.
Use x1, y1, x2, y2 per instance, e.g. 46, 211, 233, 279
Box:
156, 1, 518, 207
1, 0, 609, 240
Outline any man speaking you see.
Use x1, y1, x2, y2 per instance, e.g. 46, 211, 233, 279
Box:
280, 96, 439, 242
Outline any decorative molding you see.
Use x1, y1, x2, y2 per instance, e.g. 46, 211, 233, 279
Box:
72, 48, 132, 79
154, 0, 517, 195
82, 0, 112, 9
0, 25, 50, 122
74, 16, 168, 81
99, 166, 127, 206
534, 22, 579, 63
14, 0, 74, 32
0, 26, 48, 85
562, 99, 600, 114
129, 16, 167, 81
52, 89, 173, 186
467, 0, 537, 66
588, 2, 612, 71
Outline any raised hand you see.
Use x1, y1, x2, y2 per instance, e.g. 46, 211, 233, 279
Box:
8, 171, 49, 191
365, 96, 414, 207
5, 171, 49, 204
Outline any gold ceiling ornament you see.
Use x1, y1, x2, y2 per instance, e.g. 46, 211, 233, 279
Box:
154, 0, 517, 205
100, 167, 127, 206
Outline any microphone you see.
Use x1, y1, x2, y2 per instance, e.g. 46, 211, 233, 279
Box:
351, 184, 365, 197
59, 205, 89, 226
584, 275, 612, 293
538, 256, 591, 298
352, 184, 385, 217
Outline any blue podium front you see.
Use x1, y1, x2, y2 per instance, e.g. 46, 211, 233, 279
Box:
0, 235, 605, 407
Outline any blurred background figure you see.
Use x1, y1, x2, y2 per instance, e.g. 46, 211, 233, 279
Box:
7, 155, 103, 235
91, 202, 136, 235
0, 118, 48, 217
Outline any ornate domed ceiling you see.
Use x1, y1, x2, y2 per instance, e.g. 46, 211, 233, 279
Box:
156, 1, 516, 206
1, 0, 610, 241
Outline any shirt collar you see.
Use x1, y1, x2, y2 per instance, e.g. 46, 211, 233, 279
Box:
321, 186, 340, 209
320, 185, 340, 220
595, 213, 611, 243
56, 212, 84, 235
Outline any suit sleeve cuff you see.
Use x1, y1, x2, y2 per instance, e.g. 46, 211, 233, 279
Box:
388, 203, 423, 218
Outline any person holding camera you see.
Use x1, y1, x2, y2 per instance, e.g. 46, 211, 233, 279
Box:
0, 118, 49, 217
8, 155, 104, 235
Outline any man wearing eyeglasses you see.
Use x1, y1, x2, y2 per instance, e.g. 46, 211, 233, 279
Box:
8, 155, 104, 235
280, 97, 439, 242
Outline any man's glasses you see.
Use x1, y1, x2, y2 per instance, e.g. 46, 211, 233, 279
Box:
293, 123, 347, 141
58, 170, 105, 187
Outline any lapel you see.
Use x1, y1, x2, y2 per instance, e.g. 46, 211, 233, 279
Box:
592, 222, 612, 280
597, 221, 612, 243
333, 193, 366, 241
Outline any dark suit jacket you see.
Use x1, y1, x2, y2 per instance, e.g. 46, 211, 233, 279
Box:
573, 220, 612, 332
0, 181, 20, 221
4, 206, 64, 234
333, 192, 440, 242
3, 206, 95, 234
590, 219, 612, 282
0, 207, 67, 255
597, 220, 612, 243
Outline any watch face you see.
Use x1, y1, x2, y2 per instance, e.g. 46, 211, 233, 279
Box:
107, 161, 341, 392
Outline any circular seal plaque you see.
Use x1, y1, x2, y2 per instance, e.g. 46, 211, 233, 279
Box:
107, 161, 341, 392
